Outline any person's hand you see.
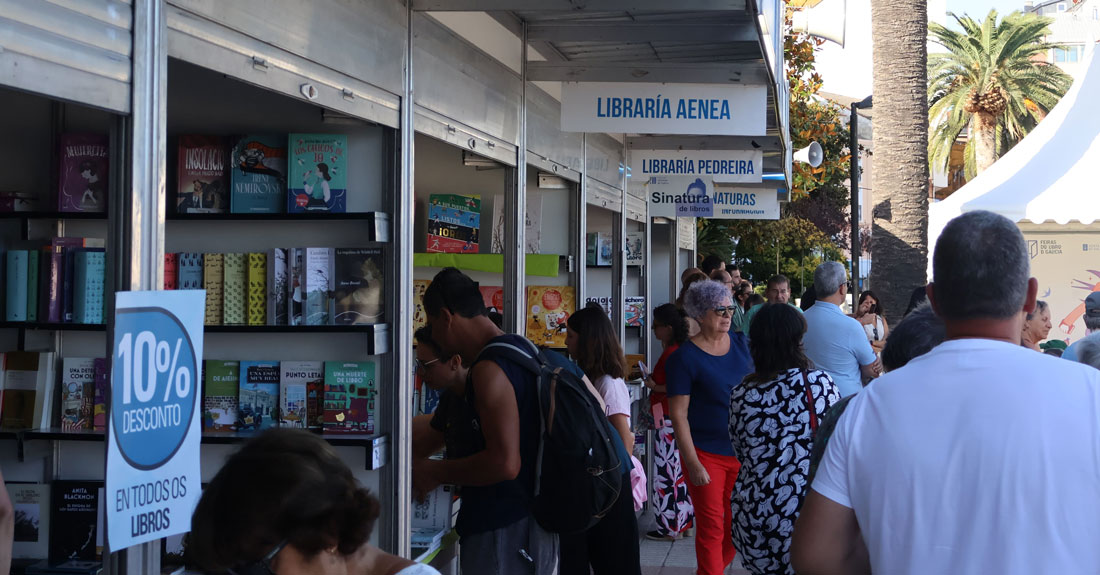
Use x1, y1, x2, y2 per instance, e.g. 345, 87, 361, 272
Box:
412, 458, 440, 501
870, 357, 883, 377
644, 377, 656, 390
686, 459, 711, 487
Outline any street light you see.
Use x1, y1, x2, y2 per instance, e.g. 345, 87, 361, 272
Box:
850, 95, 872, 311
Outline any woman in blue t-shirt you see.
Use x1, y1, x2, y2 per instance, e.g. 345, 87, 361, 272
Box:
666, 279, 753, 575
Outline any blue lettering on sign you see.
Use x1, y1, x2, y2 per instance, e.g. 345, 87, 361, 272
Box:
713, 191, 758, 207
596, 95, 675, 119
642, 158, 756, 176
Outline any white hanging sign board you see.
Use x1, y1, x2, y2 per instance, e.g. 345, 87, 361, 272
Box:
106, 290, 205, 551
647, 176, 780, 220
560, 82, 767, 135
632, 149, 764, 183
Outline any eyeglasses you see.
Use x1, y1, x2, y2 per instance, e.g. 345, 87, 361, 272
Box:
227, 540, 288, 575
712, 306, 738, 317
414, 357, 440, 374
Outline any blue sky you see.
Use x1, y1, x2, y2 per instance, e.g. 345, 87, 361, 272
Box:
947, 0, 1033, 18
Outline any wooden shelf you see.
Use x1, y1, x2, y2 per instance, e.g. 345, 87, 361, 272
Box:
205, 323, 390, 354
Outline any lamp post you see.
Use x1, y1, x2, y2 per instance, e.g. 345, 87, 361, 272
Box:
849, 95, 872, 311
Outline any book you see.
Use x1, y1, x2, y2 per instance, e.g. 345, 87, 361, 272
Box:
586, 233, 613, 266
412, 280, 430, 332
288, 134, 347, 213
323, 361, 377, 434
238, 361, 279, 431
60, 358, 96, 431
426, 194, 481, 253
230, 135, 287, 214
304, 248, 332, 326
6, 250, 29, 321
177, 135, 228, 213
72, 250, 106, 324
625, 296, 646, 327
332, 248, 384, 325
267, 248, 288, 326
164, 253, 178, 290
203, 360, 239, 433
480, 285, 504, 314
279, 361, 322, 430
0, 191, 39, 212
26, 250, 38, 322
177, 252, 203, 290
203, 253, 224, 326
222, 253, 247, 325
288, 248, 304, 326
8, 483, 50, 559
247, 253, 267, 326
48, 481, 101, 563
92, 359, 107, 431
58, 133, 108, 213
491, 192, 542, 254
44, 238, 101, 323
0, 352, 55, 430
526, 286, 576, 348
586, 296, 613, 319
625, 232, 644, 266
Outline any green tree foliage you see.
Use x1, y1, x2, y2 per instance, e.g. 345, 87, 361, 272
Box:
928, 10, 1071, 178
726, 217, 846, 296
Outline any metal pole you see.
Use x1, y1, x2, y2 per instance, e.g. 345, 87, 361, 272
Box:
575, 136, 588, 307
503, 22, 528, 334
612, 168, 626, 345
849, 103, 861, 310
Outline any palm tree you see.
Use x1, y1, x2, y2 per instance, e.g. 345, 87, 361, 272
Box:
869, 0, 930, 320
928, 10, 1071, 177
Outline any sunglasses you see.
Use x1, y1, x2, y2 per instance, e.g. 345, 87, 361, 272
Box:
414, 357, 440, 374
227, 540, 287, 575
712, 305, 738, 317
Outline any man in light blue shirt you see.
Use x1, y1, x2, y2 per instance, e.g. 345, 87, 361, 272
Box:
1063, 292, 1100, 362
802, 262, 880, 397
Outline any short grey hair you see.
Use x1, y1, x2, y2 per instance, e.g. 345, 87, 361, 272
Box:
1026, 300, 1049, 321
1074, 332, 1100, 370
932, 210, 1029, 320
814, 261, 847, 296
683, 279, 731, 320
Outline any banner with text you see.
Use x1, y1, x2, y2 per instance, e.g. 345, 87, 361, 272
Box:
632, 149, 763, 184
1024, 232, 1100, 345
107, 290, 205, 551
561, 82, 767, 135
647, 176, 780, 220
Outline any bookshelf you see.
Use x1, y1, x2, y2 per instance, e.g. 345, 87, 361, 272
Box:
0, 212, 108, 221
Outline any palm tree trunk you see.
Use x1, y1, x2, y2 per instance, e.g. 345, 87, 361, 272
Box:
971, 112, 999, 173
869, 0, 930, 321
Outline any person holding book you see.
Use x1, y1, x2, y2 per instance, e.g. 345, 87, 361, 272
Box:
189, 429, 439, 575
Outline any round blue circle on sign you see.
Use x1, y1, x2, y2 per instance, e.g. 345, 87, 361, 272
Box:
111, 307, 199, 470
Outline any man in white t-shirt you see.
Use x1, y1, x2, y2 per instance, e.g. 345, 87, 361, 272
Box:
792, 210, 1100, 575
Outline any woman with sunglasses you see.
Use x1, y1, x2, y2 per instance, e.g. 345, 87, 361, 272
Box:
189, 429, 440, 575
666, 280, 754, 575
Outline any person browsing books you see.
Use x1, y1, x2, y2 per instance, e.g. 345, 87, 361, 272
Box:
188, 429, 439, 575
412, 325, 481, 460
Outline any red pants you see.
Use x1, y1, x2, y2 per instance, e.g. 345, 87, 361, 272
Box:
685, 448, 741, 575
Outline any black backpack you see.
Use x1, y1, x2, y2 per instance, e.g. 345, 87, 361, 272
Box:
476, 338, 623, 534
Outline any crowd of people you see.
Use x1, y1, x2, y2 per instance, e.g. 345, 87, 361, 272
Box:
139, 209, 1100, 575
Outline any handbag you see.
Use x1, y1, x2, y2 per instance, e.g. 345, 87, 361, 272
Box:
800, 369, 819, 432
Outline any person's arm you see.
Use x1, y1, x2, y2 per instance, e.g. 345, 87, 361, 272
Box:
0, 468, 12, 575
669, 394, 709, 486
791, 490, 869, 575
644, 377, 667, 394
854, 322, 881, 378
413, 361, 521, 493
412, 414, 445, 459
608, 413, 634, 457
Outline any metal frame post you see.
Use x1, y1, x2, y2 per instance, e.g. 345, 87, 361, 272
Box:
612, 191, 625, 344
503, 22, 528, 334
574, 135, 588, 306
670, 217, 680, 300
849, 102, 860, 310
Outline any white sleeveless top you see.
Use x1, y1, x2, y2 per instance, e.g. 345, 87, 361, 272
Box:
862, 315, 885, 342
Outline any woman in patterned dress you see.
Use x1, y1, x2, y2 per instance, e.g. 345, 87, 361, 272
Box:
728, 303, 841, 575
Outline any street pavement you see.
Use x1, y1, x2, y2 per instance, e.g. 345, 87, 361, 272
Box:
638, 515, 752, 575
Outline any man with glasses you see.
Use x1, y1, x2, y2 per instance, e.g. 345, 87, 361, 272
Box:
742, 274, 802, 337
801, 262, 880, 398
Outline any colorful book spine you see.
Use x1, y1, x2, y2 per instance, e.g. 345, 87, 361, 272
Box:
72, 250, 106, 324
323, 361, 377, 434
60, 357, 96, 431
203, 360, 239, 433
26, 250, 38, 322
5, 250, 28, 321
45, 238, 89, 323
288, 134, 348, 213
332, 248, 385, 325
304, 248, 332, 326
93, 358, 108, 431
288, 248, 304, 326
164, 253, 178, 290
238, 361, 280, 430
278, 360, 321, 429
247, 253, 267, 326
177, 135, 228, 214
177, 253, 203, 290
58, 133, 109, 213
267, 248, 288, 326
203, 253, 224, 326
230, 135, 287, 214
222, 253, 247, 326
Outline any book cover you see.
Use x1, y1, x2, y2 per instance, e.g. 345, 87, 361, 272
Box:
6, 250, 28, 321
586, 296, 613, 319
203, 253, 224, 326
267, 248, 288, 326
60, 358, 96, 431
0, 352, 52, 430
490, 192, 542, 254
480, 286, 504, 314
222, 253, 247, 325
247, 253, 267, 326
323, 361, 377, 434
230, 135, 287, 214
7, 483, 49, 559
238, 361, 279, 431
526, 286, 576, 348
48, 481, 101, 563
625, 232, 644, 266
177, 252, 203, 290
304, 248, 332, 326
177, 135, 228, 213
332, 248, 384, 325
92, 359, 107, 431
426, 194, 481, 253
164, 253, 178, 290
279, 361, 322, 430
288, 134, 347, 213
203, 360, 239, 433
26, 250, 38, 322
412, 280, 430, 332
58, 133, 108, 213
625, 296, 646, 327
586, 233, 613, 266
288, 248, 304, 326
45, 238, 95, 323
72, 250, 106, 324
0, 191, 39, 212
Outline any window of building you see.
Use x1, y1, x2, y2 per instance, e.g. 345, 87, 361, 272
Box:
1054, 45, 1083, 62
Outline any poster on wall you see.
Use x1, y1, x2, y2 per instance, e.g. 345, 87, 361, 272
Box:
490, 193, 543, 254
1023, 232, 1100, 344
526, 286, 575, 348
